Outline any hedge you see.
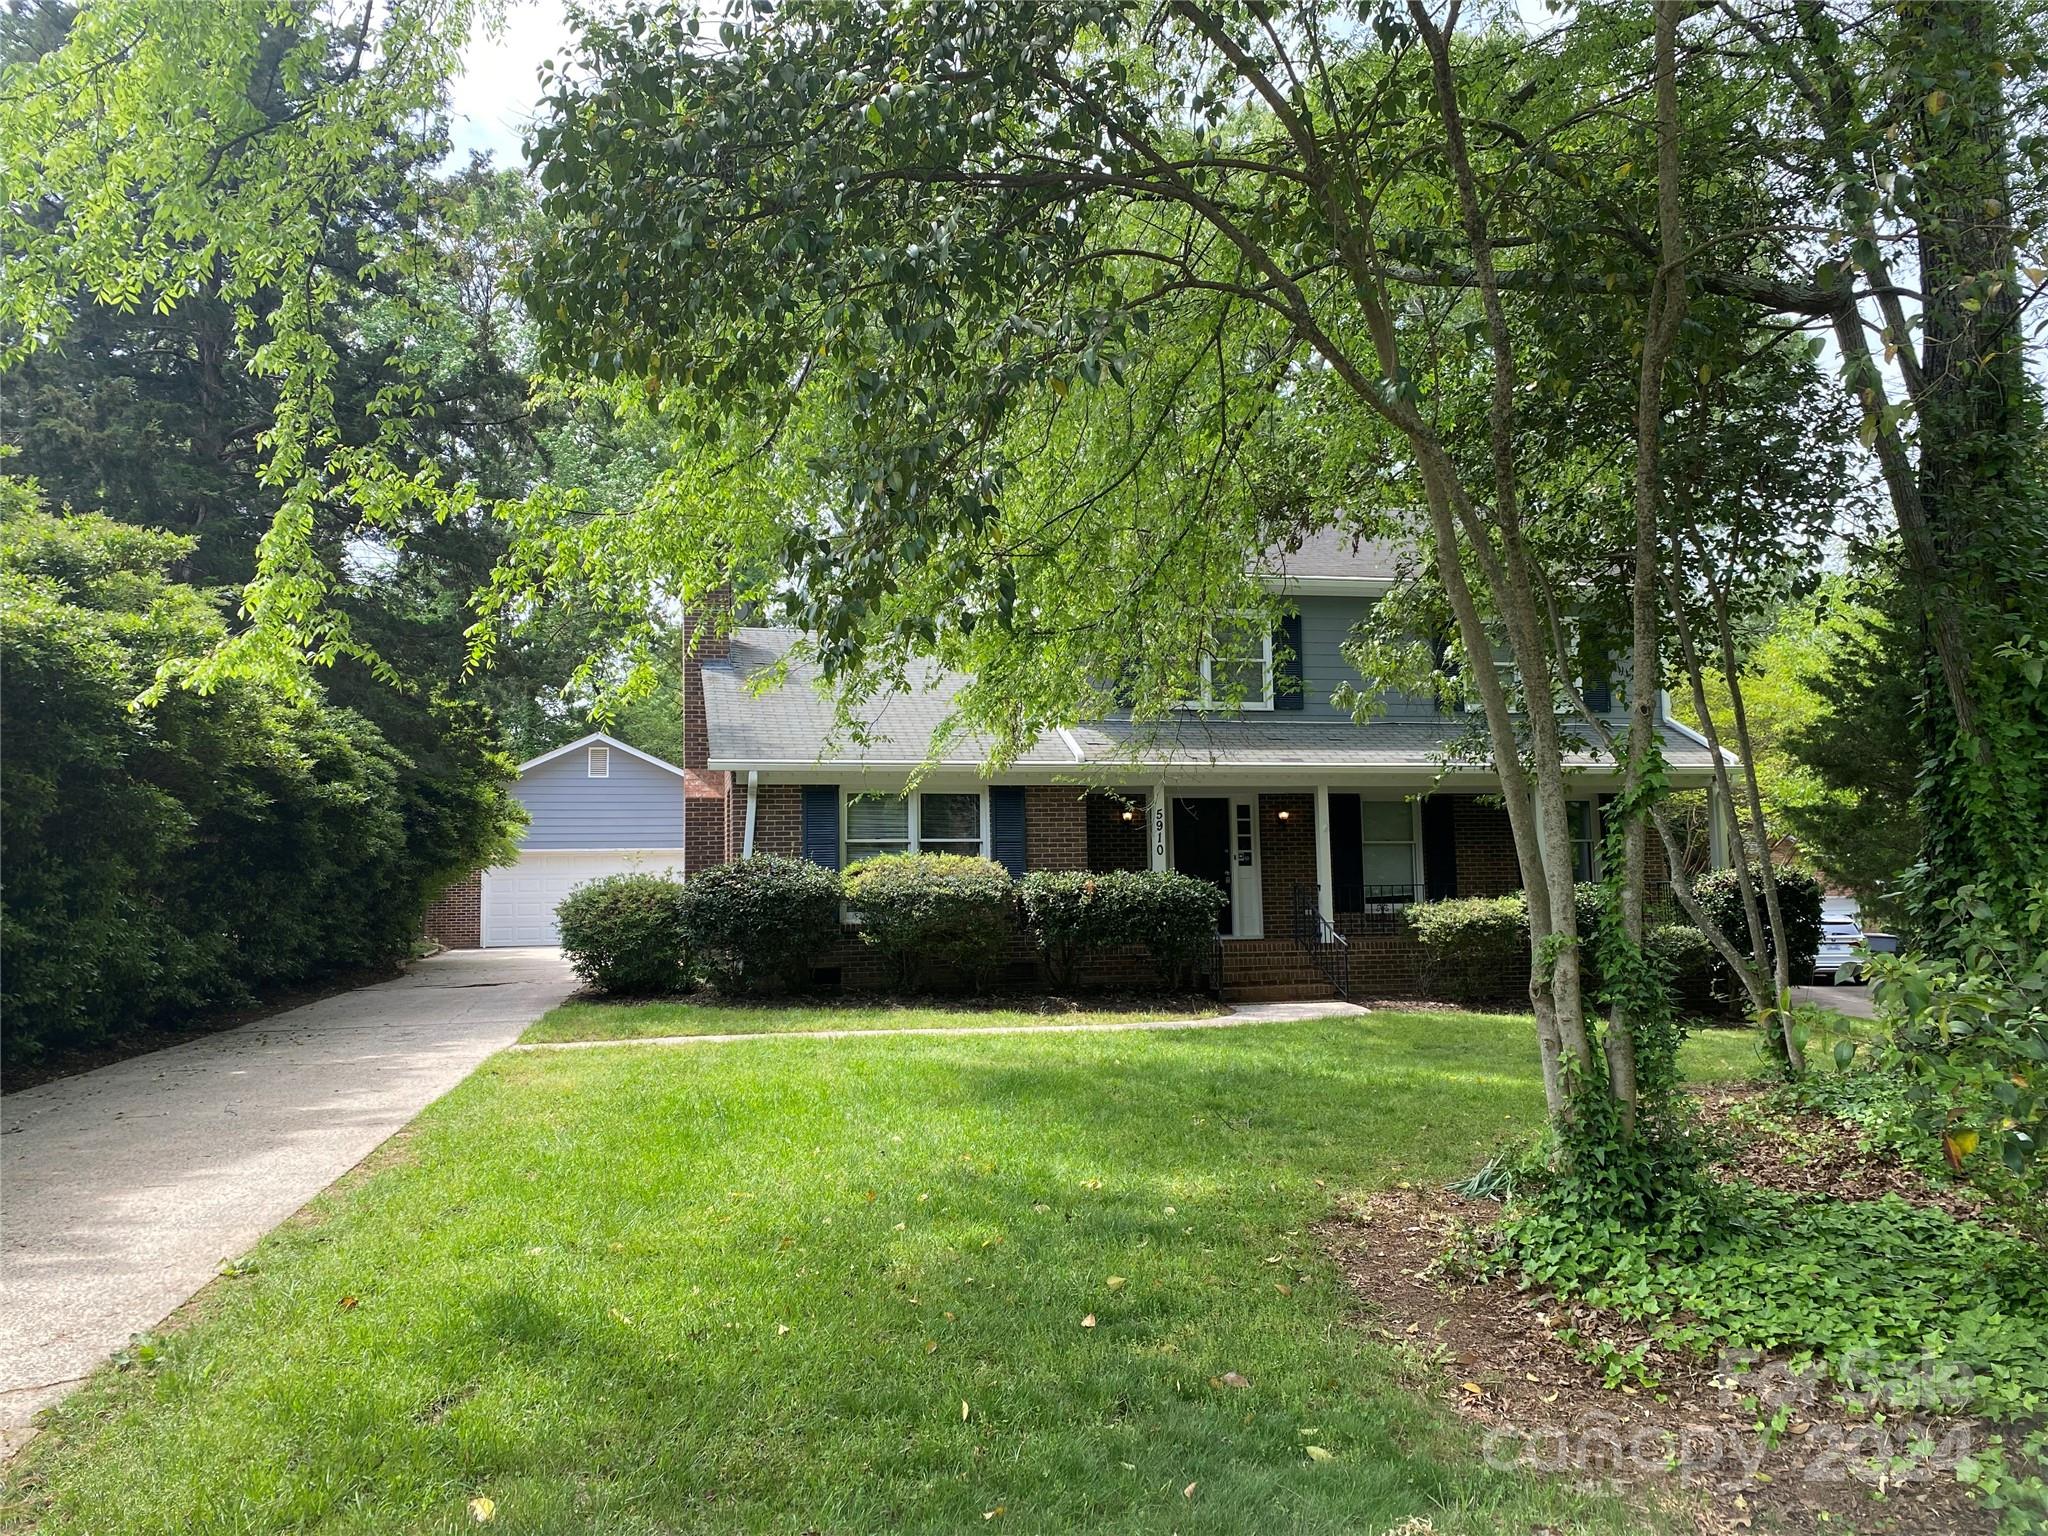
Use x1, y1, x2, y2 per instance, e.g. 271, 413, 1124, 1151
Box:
1407, 884, 1741, 1016
556, 874, 691, 995
1017, 869, 1225, 990
0, 491, 517, 1067
679, 855, 843, 994
844, 853, 1017, 991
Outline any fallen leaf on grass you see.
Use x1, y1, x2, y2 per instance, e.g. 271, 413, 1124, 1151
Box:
925, 1340, 938, 1354
1216, 1371, 1251, 1390
982, 1507, 1005, 1520
1081, 1314, 1097, 1329
777, 1324, 791, 1336
1305, 1445, 1336, 1463
468, 1496, 496, 1523
1460, 1382, 1483, 1395
1183, 1481, 1198, 1499
1105, 1275, 1126, 1291
962, 1400, 972, 1421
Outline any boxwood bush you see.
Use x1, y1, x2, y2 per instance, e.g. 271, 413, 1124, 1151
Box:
679, 855, 842, 994
1017, 869, 1225, 990
555, 873, 691, 995
844, 853, 1016, 991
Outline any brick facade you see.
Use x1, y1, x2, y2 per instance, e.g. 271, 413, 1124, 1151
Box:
1024, 786, 1090, 871
749, 783, 806, 859
1257, 793, 1317, 927
1083, 791, 1149, 873
1450, 794, 1522, 896
423, 870, 481, 950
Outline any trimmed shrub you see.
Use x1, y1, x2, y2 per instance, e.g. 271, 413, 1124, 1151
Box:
556, 874, 691, 995
1691, 866, 1824, 986
1016, 870, 1100, 989
1410, 887, 1749, 1016
1105, 870, 1228, 988
1018, 869, 1225, 990
679, 855, 842, 994
844, 853, 1016, 991
1407, 894, 1528, 1005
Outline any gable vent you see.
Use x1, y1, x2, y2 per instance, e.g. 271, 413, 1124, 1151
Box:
587, 745, 610, 778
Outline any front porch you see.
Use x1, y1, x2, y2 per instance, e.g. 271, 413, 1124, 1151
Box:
1070, 785, 1665, 1003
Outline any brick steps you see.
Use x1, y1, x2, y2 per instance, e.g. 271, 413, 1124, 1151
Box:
1218, 940, 1339, 1003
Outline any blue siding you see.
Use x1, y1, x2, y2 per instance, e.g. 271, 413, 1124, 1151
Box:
515, 746, 684, 850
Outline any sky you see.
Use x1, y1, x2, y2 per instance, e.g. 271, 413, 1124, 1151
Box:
445, 1, 574, 167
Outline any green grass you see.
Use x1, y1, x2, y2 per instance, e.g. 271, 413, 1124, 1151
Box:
521, 994, 1222, 1044
4, 1011, 1756, 1535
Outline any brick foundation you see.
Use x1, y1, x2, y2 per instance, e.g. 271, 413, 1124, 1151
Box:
423, 870, 481, 950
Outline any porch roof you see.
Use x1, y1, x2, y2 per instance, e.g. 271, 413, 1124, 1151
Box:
702, 627, 1721, 778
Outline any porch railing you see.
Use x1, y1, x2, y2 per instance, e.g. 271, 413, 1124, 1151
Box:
1331, 882, 1421, 935
1289, 882, 1351, 1000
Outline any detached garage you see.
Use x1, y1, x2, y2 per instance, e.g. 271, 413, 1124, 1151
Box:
427, 732, 700, 950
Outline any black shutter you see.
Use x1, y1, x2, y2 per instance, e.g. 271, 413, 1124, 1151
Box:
1584, 675, 1613, 714
1274, 613, 1305, 711
802, 786, 840, 868
1421, 796, 1458, 900
989, 786, 1027, 877
1328, 793, 1363, 909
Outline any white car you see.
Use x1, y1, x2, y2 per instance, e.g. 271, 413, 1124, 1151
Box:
1813, 917, 1866, 984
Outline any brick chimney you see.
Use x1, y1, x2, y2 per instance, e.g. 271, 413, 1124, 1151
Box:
682, 585, 733, 771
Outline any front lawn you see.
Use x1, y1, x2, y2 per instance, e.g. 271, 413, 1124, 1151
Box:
521, 994, 1223, 1044
4, 1011, 1752, 1534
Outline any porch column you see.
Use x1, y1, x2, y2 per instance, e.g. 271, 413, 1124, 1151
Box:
1313, 783, 1335, 925
1149, 782, 1168, 872
1709, 786, 1733, 870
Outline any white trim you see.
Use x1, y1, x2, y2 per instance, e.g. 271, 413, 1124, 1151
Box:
1258, 574, 1398, 597
1176, 627, 1276, 712
1055, 725, 1087, 763
742, 770, 759, 859
1313, 784, 1335, 925
586, 744, 610, 778
517, 730, 689, 780
1148, 782, 1168, 871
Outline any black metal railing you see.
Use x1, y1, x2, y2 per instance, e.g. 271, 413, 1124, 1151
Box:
1290, 882, 1351, 999
1331, 882, 1422, 935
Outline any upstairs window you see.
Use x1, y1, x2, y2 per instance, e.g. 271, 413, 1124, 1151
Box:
587, 745, 610, 778
1184, 623, 1274, 711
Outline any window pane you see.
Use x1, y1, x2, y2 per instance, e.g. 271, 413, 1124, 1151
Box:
1361, 843, 1414, 886
919, 793, 981, 845
1210, 654, 1266, 703
1359, 801, 1411, 841
1566, 802, 1591, 839
847, 795, 909, 842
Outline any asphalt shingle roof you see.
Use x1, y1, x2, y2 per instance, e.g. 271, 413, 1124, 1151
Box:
701, 628, 1719, 774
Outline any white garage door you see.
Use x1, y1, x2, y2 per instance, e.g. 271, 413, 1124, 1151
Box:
481, 851, 685, 947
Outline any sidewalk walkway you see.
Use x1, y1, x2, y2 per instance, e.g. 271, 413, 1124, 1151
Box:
511, 997, 1368, 1051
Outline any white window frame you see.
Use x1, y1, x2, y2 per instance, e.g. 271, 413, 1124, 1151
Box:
841, 787, 991, 865
1357, 796, 1421, 896
1177, 624, 1275, 712
1567, 799, 1601, 882
586, 745, 610, 778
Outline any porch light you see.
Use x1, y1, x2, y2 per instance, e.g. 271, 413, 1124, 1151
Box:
1276, 809, 1291, 821
1121, 806, 1136, 822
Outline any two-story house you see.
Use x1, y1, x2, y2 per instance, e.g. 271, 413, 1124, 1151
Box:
661, 531, 1724, 998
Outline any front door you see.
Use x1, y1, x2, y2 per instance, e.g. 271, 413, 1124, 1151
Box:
1172, 796, 1234, 935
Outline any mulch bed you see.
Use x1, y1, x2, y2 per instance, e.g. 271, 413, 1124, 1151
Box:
1323, 1086, 2003, 1534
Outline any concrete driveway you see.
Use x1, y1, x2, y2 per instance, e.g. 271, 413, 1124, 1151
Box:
1790, 982, 1877, 1020
0, 947, 576, 1458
